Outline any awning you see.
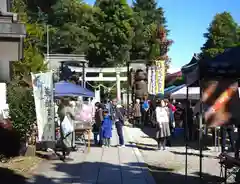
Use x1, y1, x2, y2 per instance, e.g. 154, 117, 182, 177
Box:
54, 81, 95, 97
171, 86, 200, 100
155, 85, 176, 98
156, 85, 185, 98
165, 84, 185, 95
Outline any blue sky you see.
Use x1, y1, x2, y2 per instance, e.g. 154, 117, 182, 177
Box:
84, 0, 240, 72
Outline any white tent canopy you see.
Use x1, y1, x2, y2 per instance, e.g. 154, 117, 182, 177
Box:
170, 86, 200, 100
171, 86, 240, 100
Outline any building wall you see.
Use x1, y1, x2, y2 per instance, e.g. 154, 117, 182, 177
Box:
0, 0, 7, 12
0, 41, 19, 82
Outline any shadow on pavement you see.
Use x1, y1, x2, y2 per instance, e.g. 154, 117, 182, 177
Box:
140, 126, 216, 151
127, 143, 157, 151
0, 126, 21, 158
148, 164, 225, 184
170, 150, 217, 159
0, 167, 27, 184
21, 160, 229, 184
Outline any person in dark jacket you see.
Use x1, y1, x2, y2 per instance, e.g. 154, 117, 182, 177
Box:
114, 104, 125, 147
184, 102, 194, 141
133, 99, 142, 127
165, 99, 175, 146
235, 123, 240, 158
174, 102, 184, 128
220, 122, 234, 152
93, 102, 103, 145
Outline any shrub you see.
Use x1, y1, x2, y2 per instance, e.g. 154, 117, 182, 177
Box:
7, 81, 36, 142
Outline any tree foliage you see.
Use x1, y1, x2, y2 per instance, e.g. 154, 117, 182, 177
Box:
7, 82, 36, 141
12, 0, 47, 84
20, 0, 172, 67
86, 0, 134, 66
132, 0, 172, 69
201, 12, 240, 59
6, 0, 48, 143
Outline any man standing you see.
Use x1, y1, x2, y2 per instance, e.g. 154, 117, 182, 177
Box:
93, 102, 103, 146
115, 104, 125, 147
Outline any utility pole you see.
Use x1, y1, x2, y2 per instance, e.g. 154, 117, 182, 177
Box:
46, 25, 49, 57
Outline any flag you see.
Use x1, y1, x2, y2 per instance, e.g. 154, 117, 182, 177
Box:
31, 71, 55, 142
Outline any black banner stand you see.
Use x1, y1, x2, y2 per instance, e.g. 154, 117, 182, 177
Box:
199, 80, 203, 183
184, 85, 189, 181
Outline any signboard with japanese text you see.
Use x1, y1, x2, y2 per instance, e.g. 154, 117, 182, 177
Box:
148, 60, 166, 95
31, 71, 55, 142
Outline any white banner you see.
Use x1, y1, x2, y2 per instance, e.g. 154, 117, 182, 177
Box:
148, 61, 166, 95
31, 71, 55, 142
148, 66, 156, 94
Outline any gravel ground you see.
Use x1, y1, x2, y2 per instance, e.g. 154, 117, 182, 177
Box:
126, 126, 237, 184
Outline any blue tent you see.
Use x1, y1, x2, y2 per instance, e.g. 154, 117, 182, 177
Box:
54, 81, 95, 97
164, 85, 176, 93
155, 85, 177, 98
164, 84, 185, 97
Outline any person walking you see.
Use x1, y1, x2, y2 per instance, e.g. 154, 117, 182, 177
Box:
101, 109, 112, 148
133, 99, 142, 127
57, 98, 76, 160
155, 100, 171, 150
93, 102, 103, 146
115, 104, 125, 147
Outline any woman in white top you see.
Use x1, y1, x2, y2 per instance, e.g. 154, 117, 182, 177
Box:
155, 99, 171, 150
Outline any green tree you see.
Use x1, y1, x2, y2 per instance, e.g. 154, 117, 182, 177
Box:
237, 26, 240, 45
7, 0, 47, 143
201, 12, 239, 59
133, 0, 166, 26
131, 0, 172, 70
20, 0, 92, 55
12, 0, 47, 83
47, 0, 95, 54
86, 0, 134, 67
148, 25, 173, 70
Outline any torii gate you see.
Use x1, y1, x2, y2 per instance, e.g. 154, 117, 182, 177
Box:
45, 54, 132, 101
69, 66, 127, 101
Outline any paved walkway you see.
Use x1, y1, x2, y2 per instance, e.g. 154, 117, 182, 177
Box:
124, 126, 225, 183
27, 128, 155, 184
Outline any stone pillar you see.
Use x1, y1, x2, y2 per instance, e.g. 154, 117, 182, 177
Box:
82, 62, 86, 88
116, 71, 121, 102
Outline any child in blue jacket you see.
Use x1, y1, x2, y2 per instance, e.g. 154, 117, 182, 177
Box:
101, 109, 112, 147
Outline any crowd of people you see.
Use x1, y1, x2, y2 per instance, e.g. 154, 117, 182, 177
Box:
130, 98, 182, 150
129, 96, 240, 155
93, 99, 126, 148
91, 97, 189, 150
56, 96, 240, 158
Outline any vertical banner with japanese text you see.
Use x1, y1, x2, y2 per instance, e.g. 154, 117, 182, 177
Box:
148, 60, 166, 95
31, 71, 55, 142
